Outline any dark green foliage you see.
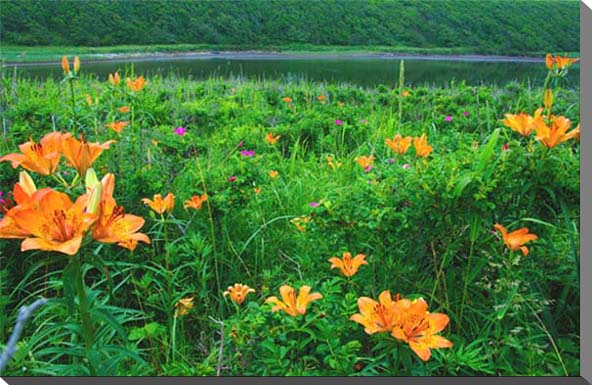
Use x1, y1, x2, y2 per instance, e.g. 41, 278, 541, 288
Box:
0, 0, 579, 55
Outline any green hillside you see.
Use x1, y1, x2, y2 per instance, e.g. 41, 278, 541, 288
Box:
0, 0, 579, 55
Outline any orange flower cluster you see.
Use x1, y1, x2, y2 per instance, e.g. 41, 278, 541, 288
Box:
545, 53, 579, 71
108, 72, 121, 86
385, 133, 433, 157
0, 171, 150, 255
61, 56, 80, 75
503, 108, 579, 148
0, 132, 115, 177
126, 76, 147, 92
350, 291, 452, 361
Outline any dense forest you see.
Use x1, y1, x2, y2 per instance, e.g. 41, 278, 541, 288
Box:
0, 0, 579, 54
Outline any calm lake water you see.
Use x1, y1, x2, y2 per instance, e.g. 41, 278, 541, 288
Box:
4, 54, 580, 88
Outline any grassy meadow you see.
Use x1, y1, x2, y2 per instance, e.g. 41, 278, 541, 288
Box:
0, 57, 580, 376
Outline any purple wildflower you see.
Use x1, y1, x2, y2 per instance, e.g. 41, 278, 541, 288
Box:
334, 119, 343, 126
388, 158, 395, 164
240, 150, 255, 157
228, 176, 237, 182
174, 126, 187, 136
445, 115, 453, 122
463, 111, 469, 117
309, 202, 320, 208
401, 163, 411, 169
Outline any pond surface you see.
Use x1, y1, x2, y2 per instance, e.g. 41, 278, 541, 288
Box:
4, 54, 580, 88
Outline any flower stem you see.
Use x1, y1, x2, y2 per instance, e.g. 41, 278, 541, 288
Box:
72, 257, 97, 375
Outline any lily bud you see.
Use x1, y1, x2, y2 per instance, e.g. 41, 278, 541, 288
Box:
61, 56, 70, 74
544, 89, 553, 110
19, 171, 37, 196
85, 168, 99, 194
73, 56, 80, 73
86, 182, 103, 216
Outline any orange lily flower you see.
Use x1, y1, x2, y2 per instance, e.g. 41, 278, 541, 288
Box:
502, 108, 543, 137
350, 290, 402, 334
413, 134, 433, 157
118, 106, 130, 113
223, 283, 255, 305
328, 252, 368, 277
0, 132, 70, 176
10, 189, 96, 255
494, 223, 538, 256
85, 94, 93, 107
545, 53, 554, 70
108, 72, 121, 86
571, 124, 580, 141
265, 285, 322, 316
386, 134, 413, 155
0, 174, 47, 239
282, 97, 293, 103
142, 193, 175, 215
174, 297, 194, 317
184, 194, 208, 210
546, 53, 579, 70
355, 155, 375, 171
534, 115, 580, 149
402, 90, 410, 97
268, 170, 279, 179
106, 121, 129, 133
61, 135, 116, 177
391, 298, 453, 361
126, 76, 146, 92
266, 132, 281, 145
317, 95, 326, 103
87, 174, 150, 251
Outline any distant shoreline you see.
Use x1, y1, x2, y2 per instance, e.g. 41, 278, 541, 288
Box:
2, 50, 549, 66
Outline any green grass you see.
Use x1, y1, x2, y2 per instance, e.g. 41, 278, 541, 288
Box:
0, 66, 580, 376
1, 43, 579, 63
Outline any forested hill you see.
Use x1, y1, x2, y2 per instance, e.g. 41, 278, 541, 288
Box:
0, 0, 579, 55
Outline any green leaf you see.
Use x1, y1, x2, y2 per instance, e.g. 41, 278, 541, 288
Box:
453, 174, 473, 198
128, 327, 146, 341
476, 128, 500, 175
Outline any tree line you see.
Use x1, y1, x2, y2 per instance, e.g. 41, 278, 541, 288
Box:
0, 0, 579, 54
